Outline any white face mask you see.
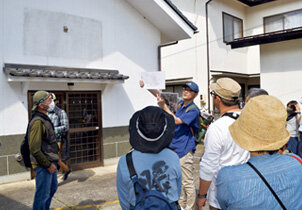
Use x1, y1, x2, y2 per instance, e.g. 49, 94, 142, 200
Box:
45, 100, 55, 112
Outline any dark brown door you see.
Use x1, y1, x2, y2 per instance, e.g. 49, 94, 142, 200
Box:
28, 91, 103, 170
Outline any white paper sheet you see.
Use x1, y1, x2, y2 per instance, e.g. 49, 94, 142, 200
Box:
141, 72, 165, 90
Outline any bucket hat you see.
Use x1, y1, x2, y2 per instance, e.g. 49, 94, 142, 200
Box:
229, 95, 290, 151
129, 106, 175, 153
32, 91, 51, 111
210, 78, 241, 101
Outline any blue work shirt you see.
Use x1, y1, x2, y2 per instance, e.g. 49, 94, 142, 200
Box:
169, 100, 199, 158
216, 153, 302, 210
116, 149, 182, 210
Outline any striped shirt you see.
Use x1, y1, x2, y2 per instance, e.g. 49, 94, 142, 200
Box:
216, 153, 302, 210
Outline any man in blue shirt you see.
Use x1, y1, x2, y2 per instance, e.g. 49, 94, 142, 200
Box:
140, 80, 200, 210
216, 95, 302, 210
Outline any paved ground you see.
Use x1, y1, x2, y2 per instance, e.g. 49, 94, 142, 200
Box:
0, 145, 209, 210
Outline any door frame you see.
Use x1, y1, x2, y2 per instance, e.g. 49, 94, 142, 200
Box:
27, 90, 104, 170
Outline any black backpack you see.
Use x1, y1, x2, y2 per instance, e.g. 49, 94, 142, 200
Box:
20, 125, 32, 168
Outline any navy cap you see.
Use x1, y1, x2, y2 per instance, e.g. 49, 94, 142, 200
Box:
183, 81, 199, 93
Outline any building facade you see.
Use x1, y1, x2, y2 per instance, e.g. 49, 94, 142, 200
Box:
162, 0, 302, 110
0, 0, 196, 183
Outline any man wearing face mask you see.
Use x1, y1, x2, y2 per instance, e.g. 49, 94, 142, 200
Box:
28, 91, 60, 210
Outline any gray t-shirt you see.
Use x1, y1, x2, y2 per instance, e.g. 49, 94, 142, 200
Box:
286, 115, 299, 137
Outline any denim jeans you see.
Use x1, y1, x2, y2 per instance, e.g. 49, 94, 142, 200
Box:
33, 167, 58, 210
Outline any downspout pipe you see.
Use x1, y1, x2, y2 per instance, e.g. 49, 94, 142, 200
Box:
206, 0, 213, 112
158, 41, 178, 71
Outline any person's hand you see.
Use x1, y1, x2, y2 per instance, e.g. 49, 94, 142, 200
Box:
197, 197, 207, 210
47, 163, 57, 174
157, 94, 166, 108
139, 80, 144, 88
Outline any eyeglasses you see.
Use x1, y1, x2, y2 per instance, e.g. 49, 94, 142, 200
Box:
210, 91, 217, 97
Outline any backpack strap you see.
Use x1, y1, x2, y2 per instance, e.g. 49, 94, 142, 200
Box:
186, 104, 198, 113
126, 151, 137, 179
222, 112, 239, 120
247, 162, 286, 210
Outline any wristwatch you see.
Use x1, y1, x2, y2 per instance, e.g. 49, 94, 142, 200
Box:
197, 193, 207, 198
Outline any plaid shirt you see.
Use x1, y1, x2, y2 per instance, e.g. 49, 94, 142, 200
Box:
48, 106, 69, 142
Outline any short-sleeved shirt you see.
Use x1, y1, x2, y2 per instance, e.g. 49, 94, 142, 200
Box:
286, 115, 299, 137
116, 149, 182, 210
216, 153, 302, 210
199, 113, 249, 208
169, 100, 200, 158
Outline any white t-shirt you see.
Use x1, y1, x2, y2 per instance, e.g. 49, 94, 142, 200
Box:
286, 115, 299, 137
199, 112, 250, 209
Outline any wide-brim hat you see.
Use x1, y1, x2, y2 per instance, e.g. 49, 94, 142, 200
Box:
129, 106, 175, 153
210, 78, 241, 101
229, 95, 290, 151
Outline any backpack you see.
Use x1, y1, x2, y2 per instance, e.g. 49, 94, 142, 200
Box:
176, 103, 214, 145
20, 125, 32, 168
126, 152, 175, 210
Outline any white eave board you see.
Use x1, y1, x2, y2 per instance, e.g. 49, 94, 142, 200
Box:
125, 0, 195, 42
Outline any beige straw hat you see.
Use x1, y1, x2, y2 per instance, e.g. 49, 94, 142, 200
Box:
229, 95, 290, 151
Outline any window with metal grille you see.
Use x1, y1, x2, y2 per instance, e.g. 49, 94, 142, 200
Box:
28, 91, 103, 170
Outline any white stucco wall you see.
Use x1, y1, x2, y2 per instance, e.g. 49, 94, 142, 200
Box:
245, 0, 302, 36
0, 0, 161, 136
161, 0, 262, 107
260, 39, 302, 105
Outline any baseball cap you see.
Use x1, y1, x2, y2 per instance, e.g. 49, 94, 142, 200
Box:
183, 81, 199, 93
210, 78, 241, 101
32, 91, 50, 111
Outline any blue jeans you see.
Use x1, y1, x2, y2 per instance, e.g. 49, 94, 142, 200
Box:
33, 167, 58, 210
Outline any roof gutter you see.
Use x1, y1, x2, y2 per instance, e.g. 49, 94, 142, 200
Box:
206, 0, 213, 112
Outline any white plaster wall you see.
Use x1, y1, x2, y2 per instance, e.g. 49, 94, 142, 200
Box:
161, 0, 261, 107
0, 0, 161, 136
245, 0, 302, 36
209, 0, 249, 74
260, 39, 302, 105
161, 0, 208, 105
244, 0, 302, 75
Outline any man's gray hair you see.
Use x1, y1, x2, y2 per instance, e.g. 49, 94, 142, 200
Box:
248, 88, 268, 99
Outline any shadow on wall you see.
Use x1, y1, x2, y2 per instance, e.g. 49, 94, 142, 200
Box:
0, 194, 31, 210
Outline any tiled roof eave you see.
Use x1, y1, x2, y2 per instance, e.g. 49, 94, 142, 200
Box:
3, 64, 129, 82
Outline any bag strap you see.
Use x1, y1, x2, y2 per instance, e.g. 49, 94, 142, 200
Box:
222, 112, 239, 120
247, 162, 286, 210
126, 151, 137, 179
287, 154, 302, 164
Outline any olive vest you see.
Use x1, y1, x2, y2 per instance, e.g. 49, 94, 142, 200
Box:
29, 114, 59, 165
